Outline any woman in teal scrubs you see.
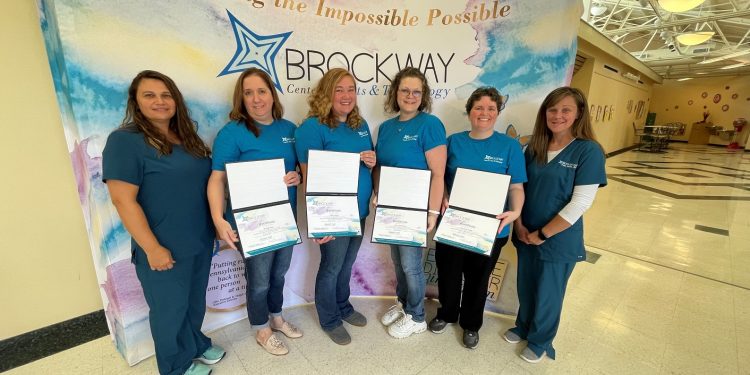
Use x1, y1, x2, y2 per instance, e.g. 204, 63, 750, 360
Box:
374, 67, 446, 339
295, 68, 376, 345
103, 71, 225, 375
505, 87, 606, 363
207, 68, 303, 356
430, 87, 526, 349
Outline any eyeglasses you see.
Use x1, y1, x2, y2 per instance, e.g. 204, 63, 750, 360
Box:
398, 88, 423, 98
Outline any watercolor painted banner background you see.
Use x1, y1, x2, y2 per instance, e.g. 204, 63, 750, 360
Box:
37, 0, 581, 365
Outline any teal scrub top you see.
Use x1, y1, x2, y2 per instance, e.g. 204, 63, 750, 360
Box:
102, 127, 215, 258
375, 111, 446, 169
445, 131, 527, 238
295, 117, 374, 219
212, 119, 298, 212
519, 139, 607, 262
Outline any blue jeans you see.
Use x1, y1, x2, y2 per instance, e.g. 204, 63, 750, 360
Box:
244, 245, 294, 328
315, 219, 366, 331
390, 245, 426, 322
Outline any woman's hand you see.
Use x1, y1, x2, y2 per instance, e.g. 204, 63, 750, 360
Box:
514, 220, 531, 244
284, 171, 301, 187
214, 218, 239, 250
371, 193, 378, 208
146, 245, 175, 271
360, 150, 376, 169
427, 213, 438, 232
496, 210, 521, 234
440, 197, 449, 215
314, 235, 335, 245
527, 230, 546, 246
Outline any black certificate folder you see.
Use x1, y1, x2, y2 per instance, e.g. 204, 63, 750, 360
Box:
305, 150, 362, 238
371, 166, 431, 247
433, 168, 510, 256
225, 159, 302, 258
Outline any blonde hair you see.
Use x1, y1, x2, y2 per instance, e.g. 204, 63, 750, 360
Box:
305, 68, 364, 129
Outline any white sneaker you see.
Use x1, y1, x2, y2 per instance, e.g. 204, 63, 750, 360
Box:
380, 303, 404, 326
387, 314, 427, 339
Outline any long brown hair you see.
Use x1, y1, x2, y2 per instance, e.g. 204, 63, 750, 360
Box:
527, 87, 601, 164
120, 70, 210, 158
229, 68, 284, 137
384, 67, 432, 114
306, 68, 364, 129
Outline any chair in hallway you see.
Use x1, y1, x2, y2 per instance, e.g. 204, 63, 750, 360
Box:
633, 122, 668, 152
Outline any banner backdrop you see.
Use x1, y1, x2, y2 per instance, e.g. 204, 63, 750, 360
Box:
38, 0, 581, 365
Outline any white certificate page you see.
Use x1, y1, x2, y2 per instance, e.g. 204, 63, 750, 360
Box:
433, 207, 500, 256
233, 204, 301, 258
372, 208, 427, 247
226, 159, 288, 208
306, 150, 360, 194
449, 168, 510, 215
377, 166, 430, 209
305, 196, 361, 238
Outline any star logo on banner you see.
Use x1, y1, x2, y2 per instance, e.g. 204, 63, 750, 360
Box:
218, 10, 292, 92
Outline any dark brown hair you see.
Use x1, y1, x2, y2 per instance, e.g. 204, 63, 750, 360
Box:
527, 86, 602, 164
465, 86, 504, 114
229, 68, 284, 137
121, 70, 210, 157
384, 67, 432, 114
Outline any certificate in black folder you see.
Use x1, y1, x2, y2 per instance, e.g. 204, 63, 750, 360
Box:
371, 166, 431, 247
305, 150, 362, 238
433, 168, 510, 256
225, 159, 301, 258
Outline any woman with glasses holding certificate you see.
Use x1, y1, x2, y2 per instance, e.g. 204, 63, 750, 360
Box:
295, 68, 376, 345
103, 71, 224, 375
505, 87, 606, 364
207, 68, 303, 356
429, 87, 526, 349
374, 67, 447, 339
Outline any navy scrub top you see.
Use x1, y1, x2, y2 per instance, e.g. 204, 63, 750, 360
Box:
519, 139, 606, 263
102, 128, 215, 258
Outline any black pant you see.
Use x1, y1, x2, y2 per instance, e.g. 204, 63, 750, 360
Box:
434, 236, 508, 332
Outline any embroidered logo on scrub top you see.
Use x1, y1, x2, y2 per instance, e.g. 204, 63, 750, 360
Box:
358, 131, 369, 138
483, 155, 504, 164
402, 134, 419, 142
558, 160, 578, 169
282, 137, 295, 144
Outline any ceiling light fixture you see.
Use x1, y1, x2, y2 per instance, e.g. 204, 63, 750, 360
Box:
676, 78, 693, 81
698, 50, 750, 64
675, 32, 715, 46
590, 5, 607, 16
658, 0, 706, 13
720, 62, 749, 70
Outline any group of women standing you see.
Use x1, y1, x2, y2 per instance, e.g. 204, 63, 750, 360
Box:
102, 66, 605, 374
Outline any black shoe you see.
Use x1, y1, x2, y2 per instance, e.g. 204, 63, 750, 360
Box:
343, 310, 367, 327
325, 325, 351, 345
463, 330, 479, 349
428, 317, 448, 334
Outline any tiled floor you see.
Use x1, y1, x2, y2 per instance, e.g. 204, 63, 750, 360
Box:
8, 144, 750, 374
